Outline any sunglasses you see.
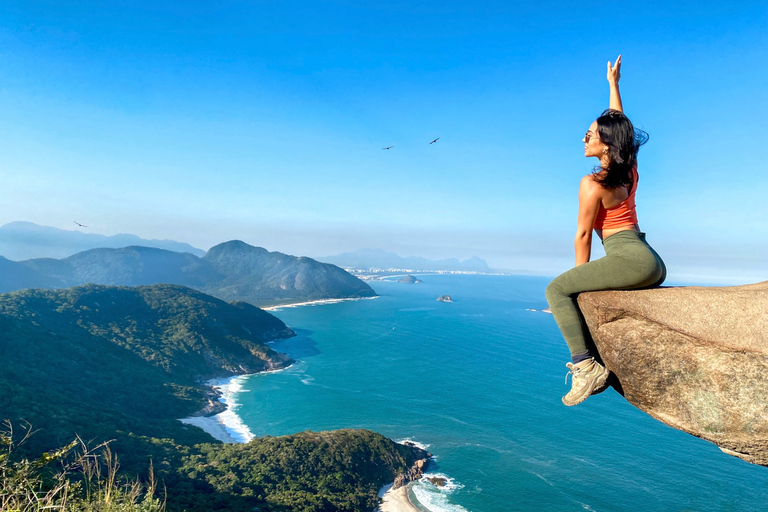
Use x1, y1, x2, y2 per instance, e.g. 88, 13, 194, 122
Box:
584, 131, 597, 143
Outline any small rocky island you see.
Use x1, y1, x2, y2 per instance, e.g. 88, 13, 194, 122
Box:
398, 274, 423, 284
437, 295, 452, 302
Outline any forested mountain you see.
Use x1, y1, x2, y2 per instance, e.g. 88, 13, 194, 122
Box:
0, 284, 424, 511
19, 246, 218, 288
0, 283, 295, 453
0, 255, 60, 292
5, 240, 376, 306
202, 240, 376, 305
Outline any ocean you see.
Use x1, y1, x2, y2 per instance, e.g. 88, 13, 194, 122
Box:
223, 274, 767, 512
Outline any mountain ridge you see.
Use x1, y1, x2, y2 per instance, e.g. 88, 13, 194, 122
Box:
4, 240, 376, 306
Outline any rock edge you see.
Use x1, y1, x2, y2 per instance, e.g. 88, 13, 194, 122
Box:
578, 281, 768, 467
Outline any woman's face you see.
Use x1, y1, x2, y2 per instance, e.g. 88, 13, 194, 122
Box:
583, 121, 606, 159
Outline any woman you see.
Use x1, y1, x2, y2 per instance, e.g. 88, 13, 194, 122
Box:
545, 55, 666, 406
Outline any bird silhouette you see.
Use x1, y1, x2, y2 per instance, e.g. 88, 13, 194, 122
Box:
429, 137, 440, 144
382, 146, 394, 150
73, 221, 87, 228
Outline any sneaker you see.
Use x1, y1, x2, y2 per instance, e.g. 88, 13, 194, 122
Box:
562, 358, 609, 406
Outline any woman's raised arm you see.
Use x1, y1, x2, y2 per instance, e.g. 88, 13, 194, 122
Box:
607, 55, 623, 112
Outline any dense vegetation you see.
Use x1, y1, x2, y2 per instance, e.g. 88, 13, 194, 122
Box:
0, 284, 425, 511
1, 423, 164, 512
170, 430, 423, 512
3, 241, 377, 306
0, 284, 294, 455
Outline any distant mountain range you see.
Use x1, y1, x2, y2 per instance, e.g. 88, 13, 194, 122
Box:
0, 221, 206, 260
320, 248, 491, 272
2, 240, 376, 306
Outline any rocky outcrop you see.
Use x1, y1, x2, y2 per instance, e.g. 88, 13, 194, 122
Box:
578, 281, 768, 467
437, 295, 452, 302
392, 442, 431, 489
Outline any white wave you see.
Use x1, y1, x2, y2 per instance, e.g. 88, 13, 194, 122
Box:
189, 375, 256, 443
410, 477, 471, 512
214, 375, 255, 443
396, 438, 431, 451
420, 473, 464, 492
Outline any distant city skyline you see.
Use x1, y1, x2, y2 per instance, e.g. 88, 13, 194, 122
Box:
0, 2, 766, 285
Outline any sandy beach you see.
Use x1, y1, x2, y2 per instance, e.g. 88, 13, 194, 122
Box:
179, 415, 238, 443
178, 376, 256, 443
376, 484, 421, 512
262, 296, 378, 311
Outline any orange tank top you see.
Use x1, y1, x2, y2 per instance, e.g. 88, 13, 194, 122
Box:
593, 167, 639, 230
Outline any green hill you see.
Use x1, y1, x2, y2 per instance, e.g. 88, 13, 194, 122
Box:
0, 284, 426, 511
202, 240, 376, 305
0, 284, 295, 452
9, 240, 377, 306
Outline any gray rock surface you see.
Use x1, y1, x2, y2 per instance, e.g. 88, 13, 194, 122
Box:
578, 281, 768, 466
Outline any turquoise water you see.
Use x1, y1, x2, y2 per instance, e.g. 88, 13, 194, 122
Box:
232, 274, 767, 512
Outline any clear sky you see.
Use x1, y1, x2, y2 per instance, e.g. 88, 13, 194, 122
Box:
0, 1, 766, 284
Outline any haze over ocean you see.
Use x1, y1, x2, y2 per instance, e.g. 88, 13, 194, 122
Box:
226, 275, 767, 512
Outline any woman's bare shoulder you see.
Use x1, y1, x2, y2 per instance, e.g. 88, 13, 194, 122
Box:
579, 174, 602, 192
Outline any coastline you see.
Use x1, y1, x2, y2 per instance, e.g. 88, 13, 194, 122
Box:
178, 374, 261, 444
180, 375, 434, 512
376, 484, 421, 512
262, 295, 378, 311
178, 319, 435, 512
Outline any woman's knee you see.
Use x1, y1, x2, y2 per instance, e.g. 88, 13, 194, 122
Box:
545, 278, 565, 305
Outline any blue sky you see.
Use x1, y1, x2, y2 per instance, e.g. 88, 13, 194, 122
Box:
0, 1, 766, 283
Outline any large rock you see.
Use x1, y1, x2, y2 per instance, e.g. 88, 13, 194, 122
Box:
578, 281, 768, 467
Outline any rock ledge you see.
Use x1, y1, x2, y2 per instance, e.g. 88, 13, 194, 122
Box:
578, 281, 768, 467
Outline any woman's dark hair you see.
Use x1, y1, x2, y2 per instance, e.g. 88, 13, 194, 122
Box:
592, 109, 649, 189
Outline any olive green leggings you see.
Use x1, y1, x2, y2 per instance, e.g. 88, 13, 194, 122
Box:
545, 231, 666, 360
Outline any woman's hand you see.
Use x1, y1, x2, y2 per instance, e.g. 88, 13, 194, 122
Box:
607, 55, 621, 85
607, 55, 623, 112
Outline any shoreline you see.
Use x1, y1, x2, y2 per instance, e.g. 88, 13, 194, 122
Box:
376, 484, 421, 512
177, 318, 435, 512
178, 374, 262, 444
262, 295, 378, 311
180, 379, 434, 512
179, 365, 295, 443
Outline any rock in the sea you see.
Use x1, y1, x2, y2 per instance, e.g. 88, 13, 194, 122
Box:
427, 476, 448, 487
578, 281, 768, 467
398, 274, 423, 284
437, 295, 452, 302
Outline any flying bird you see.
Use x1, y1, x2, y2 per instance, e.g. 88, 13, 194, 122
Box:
73, 221, 88, 228
382, 146, 394, 150
429, 137, 440, 144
